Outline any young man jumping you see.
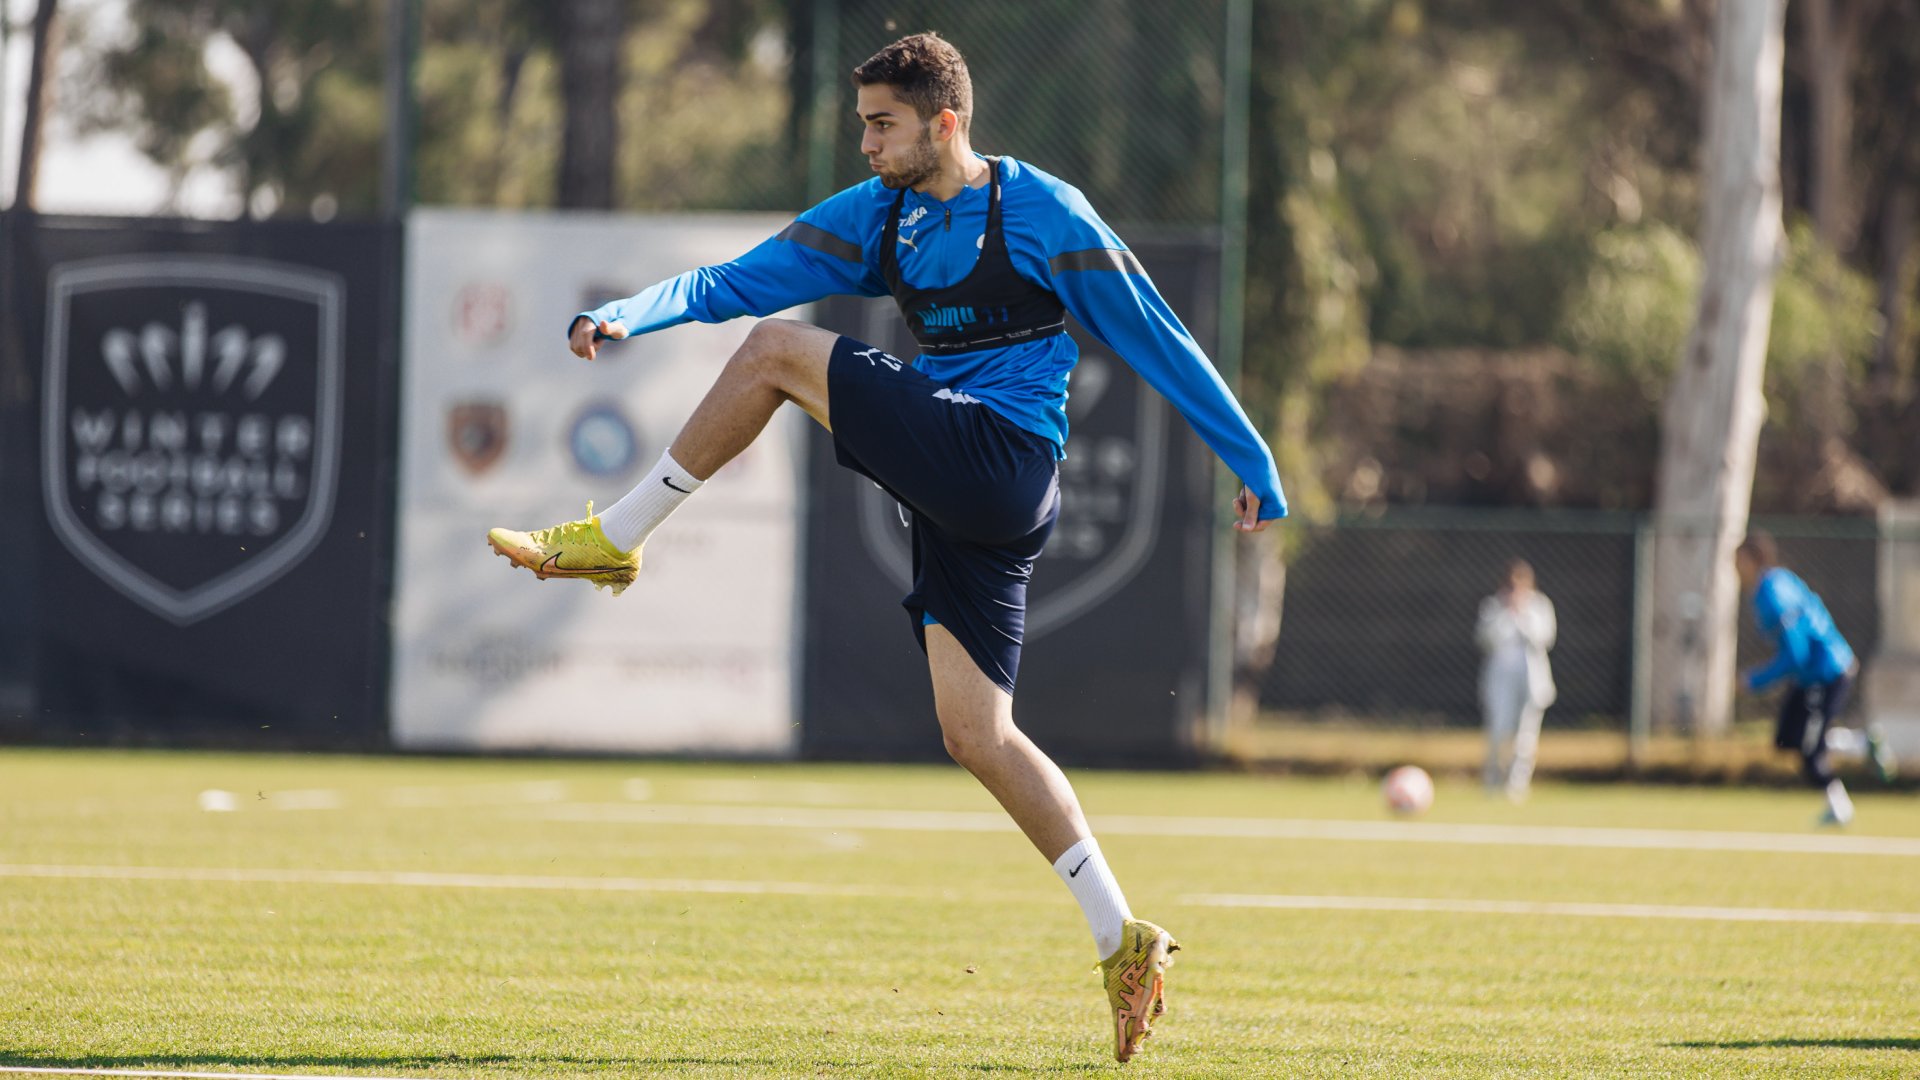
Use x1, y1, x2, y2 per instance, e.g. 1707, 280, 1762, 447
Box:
486, 32, 1285, 1062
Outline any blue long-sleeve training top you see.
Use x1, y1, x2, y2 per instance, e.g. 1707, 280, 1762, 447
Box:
575, 154, 1287, 520
1746, 567, 1855, 691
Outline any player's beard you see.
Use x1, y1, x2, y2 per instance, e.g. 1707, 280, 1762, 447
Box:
876, 129, 940, 190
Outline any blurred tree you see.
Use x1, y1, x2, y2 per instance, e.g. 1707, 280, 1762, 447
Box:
69, 0, 795, 216
71, 0, 384, 217
14, 0, 61, 209
811, 1, 1225, 225
611, 0, 794, 210
1844, 3, 1920, 495
413, 0, 555, 208
1649, 0, 1787, 735
554, 0, 623, 209
1238, 0, 1714, 518
1792, 0, 1886, 254
1853, 5, 1920, 374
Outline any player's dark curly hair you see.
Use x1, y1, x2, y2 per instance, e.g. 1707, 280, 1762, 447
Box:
852, 32, 973, 134
1737, 530, 1779, 568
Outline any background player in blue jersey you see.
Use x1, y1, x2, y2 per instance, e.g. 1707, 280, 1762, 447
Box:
486, 33, 1285, 1061
1734, 530, 1893, 826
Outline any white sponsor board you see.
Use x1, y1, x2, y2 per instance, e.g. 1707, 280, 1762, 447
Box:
1869, 500, 1920, 759
393, 209, 803, 753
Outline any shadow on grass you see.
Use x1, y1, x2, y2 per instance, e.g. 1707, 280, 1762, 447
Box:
0, 1053, 1111, 1074
1671, 1038, 1920, 1051
961, 1066, 1108, 1074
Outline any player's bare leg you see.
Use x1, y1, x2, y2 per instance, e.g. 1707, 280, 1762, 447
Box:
925, 625, 1177, 1062
925, 623, 1089, 860
667, 318, 836, 477
487, 318, 836, 589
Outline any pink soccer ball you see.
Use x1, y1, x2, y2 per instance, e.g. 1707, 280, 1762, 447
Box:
1382, 765, 1434, 816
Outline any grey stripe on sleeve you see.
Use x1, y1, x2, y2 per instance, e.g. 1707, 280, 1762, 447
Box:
1048, 248, 1146, 275
776, 221, 863, 263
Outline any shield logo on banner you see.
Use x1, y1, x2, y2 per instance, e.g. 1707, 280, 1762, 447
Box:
853, 351, 1169, 641
41, 255, 346, 625
447, 401, 508, 475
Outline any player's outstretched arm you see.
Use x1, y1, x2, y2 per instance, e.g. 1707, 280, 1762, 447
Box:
566, 185, 890, 356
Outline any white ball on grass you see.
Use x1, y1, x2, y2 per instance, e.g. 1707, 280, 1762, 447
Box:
1382, 766, 1434, 816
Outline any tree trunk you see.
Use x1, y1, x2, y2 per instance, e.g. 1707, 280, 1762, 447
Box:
1800, 0, 1865, 252
556, 0, 622, 210
1649, 0, 1787, 735
13, 0, 60, 210
1873, 184, 1914, 391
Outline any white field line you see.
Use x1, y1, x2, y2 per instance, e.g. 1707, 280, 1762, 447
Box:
7, 862, 1918, 928
0, 1069, 420, 1080
0, 864, 901, 898
181, 784, 582, 813
238, 778, 855, 813
0, 1060, 424, 1068
265, 789, 342, 811
1189, 892, 1920, 926
677, 778, 861, 805
540, 802, 1920, 858
7, 857, 1912, 926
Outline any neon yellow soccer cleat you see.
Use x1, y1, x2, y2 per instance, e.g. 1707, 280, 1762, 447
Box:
486, 502, 639, 596
1100, 918, 1179, 1063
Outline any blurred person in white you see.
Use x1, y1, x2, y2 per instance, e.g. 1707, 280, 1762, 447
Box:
1477, 559, 1557, 802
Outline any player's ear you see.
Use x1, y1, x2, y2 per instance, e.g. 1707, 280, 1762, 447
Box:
936, 108, 959, 142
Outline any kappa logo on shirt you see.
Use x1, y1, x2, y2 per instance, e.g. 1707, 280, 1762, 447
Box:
853, 347, 902, 371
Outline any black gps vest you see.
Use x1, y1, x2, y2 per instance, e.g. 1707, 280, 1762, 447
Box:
879, 157, 1068, 356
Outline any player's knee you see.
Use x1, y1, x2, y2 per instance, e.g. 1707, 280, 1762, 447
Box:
938, 715, 980, 766
728, 321, 781, 383
736, 318, 807, 380
936, 709, 1003, 767
940, 729, 970, 766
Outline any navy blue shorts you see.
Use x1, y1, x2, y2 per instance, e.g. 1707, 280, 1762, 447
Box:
827, 335, 1060, 694
1776, 671, 1854, 786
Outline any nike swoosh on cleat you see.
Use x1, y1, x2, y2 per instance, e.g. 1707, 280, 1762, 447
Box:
537, 552, 627, 577
1069, 855, 1090, 878
662, 476, 695, 494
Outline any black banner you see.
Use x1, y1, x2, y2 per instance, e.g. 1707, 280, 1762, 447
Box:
5, 213, 399, 748
0, 214, 34, 738
801, 234, 1222, 765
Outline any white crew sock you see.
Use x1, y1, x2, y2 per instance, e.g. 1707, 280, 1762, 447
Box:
1053, 837, 1132, 959
1825, 727, 1865, 758
596, 450, 704, 552
1825, 779, 1854, 823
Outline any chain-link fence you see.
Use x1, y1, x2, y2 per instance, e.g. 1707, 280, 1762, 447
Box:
809, 1, 1230, 227
1253, 511, 1884, 728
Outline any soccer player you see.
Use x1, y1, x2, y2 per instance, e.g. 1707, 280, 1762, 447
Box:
486, 32, 1285, 1061
1734, 530, 1893, 826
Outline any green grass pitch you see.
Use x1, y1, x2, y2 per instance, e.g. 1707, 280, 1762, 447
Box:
2, 748, 1917, 1078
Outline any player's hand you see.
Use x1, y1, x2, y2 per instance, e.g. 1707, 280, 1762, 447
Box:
1233, 486, 1268, 533
569, 317, 628, 360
